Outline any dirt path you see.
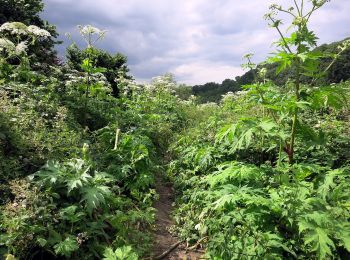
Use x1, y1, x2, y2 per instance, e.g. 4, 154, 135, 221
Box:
150, 176, 204, 260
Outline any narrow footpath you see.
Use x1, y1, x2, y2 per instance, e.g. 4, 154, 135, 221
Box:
150, 176, 204, 260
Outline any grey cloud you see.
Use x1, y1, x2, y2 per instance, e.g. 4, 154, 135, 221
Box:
42, 0, 350, 85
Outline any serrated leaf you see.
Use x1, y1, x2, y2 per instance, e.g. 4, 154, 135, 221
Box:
258, 120, 277, 132
35, 160, 63, 184
103, 246, 138, 260
81, 185, 111, 214
37, 237, 47, 247
304, 228, 335, 259
54, 236, 79, 258
335, 224, 350, 252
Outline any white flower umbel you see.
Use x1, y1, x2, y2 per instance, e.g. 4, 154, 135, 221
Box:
15, 41, 28, 55
0, 22, 51, 39
0, 22, 28, 35
0, 38, 15, 52
199, 102, 218, 109
77, 25, 107, 47
27, 25, 51, 38
149, 73, 177, 93
78, 25, 102, 35
65, 70, 111, 89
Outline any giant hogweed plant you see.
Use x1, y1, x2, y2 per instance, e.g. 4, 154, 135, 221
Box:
218, 0, 349, 166
65, 25, 113, 126
77, 25, 108, 112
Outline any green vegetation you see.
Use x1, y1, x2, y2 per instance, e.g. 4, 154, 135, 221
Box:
0, 0, 349, 259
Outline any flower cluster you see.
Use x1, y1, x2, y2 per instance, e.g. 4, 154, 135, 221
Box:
0, 22, 28, 35
0, 38, 15, 52
15, 41, 28, 55
65, 70, 111, 89
27, 25, 51, 38
0, 38, 28, 57
78, 25, 105, 36
65, 71, 86, 87
198, 102, 218, 110
178, 94, 197, 106
116, 73, 142, 96
221, 90, 248, 103
0, 22, 51, 38
77, 25, 107, 46
93, 72, 111, 87
145, 74, 177, 94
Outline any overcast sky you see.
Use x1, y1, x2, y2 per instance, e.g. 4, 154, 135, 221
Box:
41, 0, 350, 85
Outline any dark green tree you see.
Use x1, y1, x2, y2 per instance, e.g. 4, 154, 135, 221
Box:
66, 43, 131, 97
0, 0, 60, 68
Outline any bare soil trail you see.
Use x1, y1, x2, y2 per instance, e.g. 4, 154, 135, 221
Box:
150, 176, 204, 260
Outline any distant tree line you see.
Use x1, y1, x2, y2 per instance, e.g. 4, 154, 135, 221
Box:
192, 38, 350, 103
192, 71, 254, 103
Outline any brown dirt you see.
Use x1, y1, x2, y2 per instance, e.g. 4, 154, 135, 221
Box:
149, 176, 204, 260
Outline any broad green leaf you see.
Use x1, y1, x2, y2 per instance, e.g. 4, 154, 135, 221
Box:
54, 236, 79, 258
103, 246, 138, 260
34, 160, 63, 184
304, 228, 335, 259
81, 185, 111, 214
37, 237, 47, 247
258, 120, 277, 132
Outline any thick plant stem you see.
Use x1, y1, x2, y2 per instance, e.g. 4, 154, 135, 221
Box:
83, 72, 90, 126
85, 74, 90, 109
113, 128, 120, 150
289, 108, 298, 164
84, 47, 93, 126
278, 139, 283, 167
289, 59, 301, 164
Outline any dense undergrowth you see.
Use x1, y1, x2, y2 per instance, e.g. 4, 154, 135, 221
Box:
0, 0, 350, 259
168, 1, 350, 259
169, 85, 350, 259
0, 22, 185, 259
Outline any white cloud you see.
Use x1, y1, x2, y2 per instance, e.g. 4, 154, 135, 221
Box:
173, 61, 244, 85
42, 0, 350, 85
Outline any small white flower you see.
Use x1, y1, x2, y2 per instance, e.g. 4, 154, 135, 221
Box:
0, 22, 28, 35
0, 38, 15, 52
199, 102, 218, 109
15, 41, 28, 55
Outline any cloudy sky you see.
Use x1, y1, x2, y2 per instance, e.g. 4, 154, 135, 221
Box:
41, 0, 350, 85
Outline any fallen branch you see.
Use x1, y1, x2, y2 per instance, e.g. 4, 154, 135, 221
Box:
186, 236, 208, 251
154, 241, 182, 260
